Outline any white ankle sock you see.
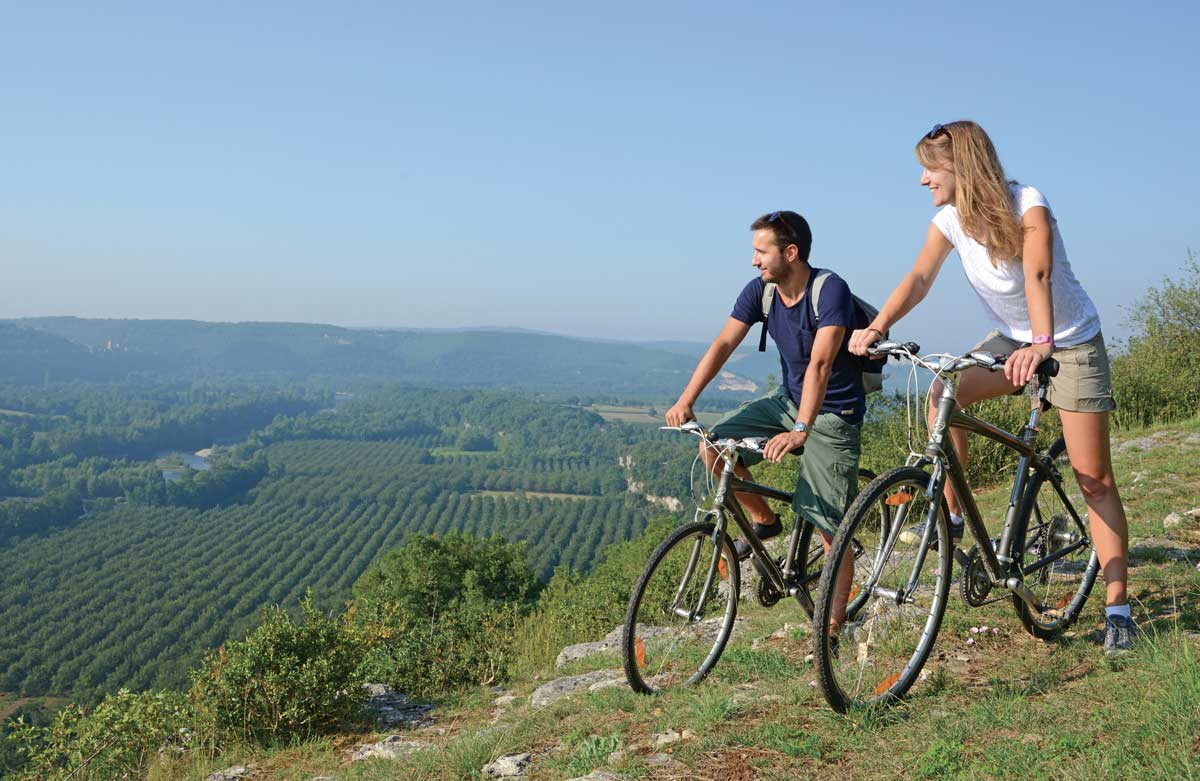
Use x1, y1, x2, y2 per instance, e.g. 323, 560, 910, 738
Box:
1106, 603, 1131, 620
949, 513, 964, 529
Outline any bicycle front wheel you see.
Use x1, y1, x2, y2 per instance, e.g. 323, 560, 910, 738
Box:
1011, 436, 1100, 639
622, 520, 740, 694
814, 466, 951, 712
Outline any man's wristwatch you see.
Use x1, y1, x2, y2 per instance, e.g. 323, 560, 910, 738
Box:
792, 421, 809, 434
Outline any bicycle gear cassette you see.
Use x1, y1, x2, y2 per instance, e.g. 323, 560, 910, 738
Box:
1038, 513, 1075, 559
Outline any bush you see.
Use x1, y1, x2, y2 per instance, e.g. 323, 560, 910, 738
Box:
190, 594, 365, 744
1111, 252, 1200, 427
350, 533, 540, 700
7, 689, 197, 781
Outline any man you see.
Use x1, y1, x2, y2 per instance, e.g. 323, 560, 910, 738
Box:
665, 210, 864, 629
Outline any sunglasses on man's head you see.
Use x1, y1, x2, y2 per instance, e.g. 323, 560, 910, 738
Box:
767, 211, 798, 239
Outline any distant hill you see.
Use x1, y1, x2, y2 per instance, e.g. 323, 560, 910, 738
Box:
0, 323, 161, 384
2, 318, 767, 403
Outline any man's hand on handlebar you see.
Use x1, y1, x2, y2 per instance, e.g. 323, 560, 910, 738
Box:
664, 400, 694, 427
848, 327, 884, 357
763, 430, 806, 463
1004, 343, 1054, 388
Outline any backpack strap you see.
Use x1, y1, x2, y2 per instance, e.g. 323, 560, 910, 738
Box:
809, 271, 832, 323
757, 282, 776, 352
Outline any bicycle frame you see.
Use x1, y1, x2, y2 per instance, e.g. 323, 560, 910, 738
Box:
899, 371, 1093, 610
709, 452, 818, 616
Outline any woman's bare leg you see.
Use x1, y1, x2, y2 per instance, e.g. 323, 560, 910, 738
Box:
1057, 409, 1129, 607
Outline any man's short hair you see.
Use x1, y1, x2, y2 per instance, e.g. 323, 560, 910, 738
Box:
751, 211, 812, 261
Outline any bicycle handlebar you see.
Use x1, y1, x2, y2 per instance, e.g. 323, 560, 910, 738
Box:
867, 340, 1059, 379
659, 424, 801, 457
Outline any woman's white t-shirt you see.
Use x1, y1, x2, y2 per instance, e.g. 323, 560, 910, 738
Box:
931, 184, 1101, 346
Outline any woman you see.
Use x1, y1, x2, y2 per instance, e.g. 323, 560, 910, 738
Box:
849, 120, 1137, 653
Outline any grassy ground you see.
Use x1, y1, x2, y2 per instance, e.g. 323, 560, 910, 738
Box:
160, 419, 1200, 780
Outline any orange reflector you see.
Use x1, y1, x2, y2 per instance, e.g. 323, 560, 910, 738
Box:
885, 492, 914, 506
874, 672, 902, 695
635, 637, 646, 667
1056, 595, 1071, 610
848, 585, 860, 601
718, 558, 728, 580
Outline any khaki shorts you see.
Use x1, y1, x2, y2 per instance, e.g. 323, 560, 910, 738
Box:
971, 330, 1117, 413
709, 390, 862, 535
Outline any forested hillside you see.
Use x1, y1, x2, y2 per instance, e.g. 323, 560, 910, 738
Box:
3, 318, 764, 406
0, 384, 690, 704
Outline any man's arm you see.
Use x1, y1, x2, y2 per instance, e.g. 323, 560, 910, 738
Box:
762, 324, 845, 462
665, 317, 752, 425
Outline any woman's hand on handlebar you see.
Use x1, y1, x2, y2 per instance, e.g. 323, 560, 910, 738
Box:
664, 400, 695, 427
764, 430, 806, 463
1004, 343, 1054, 387
848, 327, 883, 357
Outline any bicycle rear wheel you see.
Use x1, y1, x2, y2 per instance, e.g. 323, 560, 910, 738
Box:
1011, 437, 1100, 639
814, 466, 951, 712
622, 520, 739, 694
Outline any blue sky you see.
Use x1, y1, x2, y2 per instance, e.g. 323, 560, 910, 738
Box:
3, 2, 1197, 352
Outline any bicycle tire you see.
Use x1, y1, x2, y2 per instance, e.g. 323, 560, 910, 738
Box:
814, 465, 951, 712
622, 520, 740, 694
1010, 436, 1100, 639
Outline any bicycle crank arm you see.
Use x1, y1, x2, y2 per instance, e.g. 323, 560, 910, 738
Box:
1002, 577, 1043, 612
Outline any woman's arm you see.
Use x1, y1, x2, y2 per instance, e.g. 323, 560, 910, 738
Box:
1005, 205, 1055, 386
848, 223, 953, 355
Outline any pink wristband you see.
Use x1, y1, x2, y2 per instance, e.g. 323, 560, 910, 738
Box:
1031, 334, 1055, 347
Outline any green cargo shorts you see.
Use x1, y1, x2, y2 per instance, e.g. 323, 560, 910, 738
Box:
709, 390, 862, 536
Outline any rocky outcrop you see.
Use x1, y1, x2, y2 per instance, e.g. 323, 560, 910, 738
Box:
344, 735, 428, 762
483, 752, 532, 778
530, 669, 625, 707
362, 683, 434, 729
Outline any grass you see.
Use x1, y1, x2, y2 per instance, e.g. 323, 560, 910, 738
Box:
148, 417, 1200, 779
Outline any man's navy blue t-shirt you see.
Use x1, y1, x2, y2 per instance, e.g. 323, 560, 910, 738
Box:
730, 270, 866, 425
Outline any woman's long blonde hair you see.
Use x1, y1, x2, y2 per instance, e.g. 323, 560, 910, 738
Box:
916, 120, 1023, 262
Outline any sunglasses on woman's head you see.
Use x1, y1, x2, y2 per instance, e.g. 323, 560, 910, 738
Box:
926, 123, 949, 140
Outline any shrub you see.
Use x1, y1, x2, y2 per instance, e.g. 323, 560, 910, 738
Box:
7, 689, 196, 781
350, 533, 540, 700
190, 594, 365, 744
1110, 252, 1200, 427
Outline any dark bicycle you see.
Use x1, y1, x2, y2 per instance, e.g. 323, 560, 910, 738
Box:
813, 341, 1100, 711
622, 421, 887, 694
